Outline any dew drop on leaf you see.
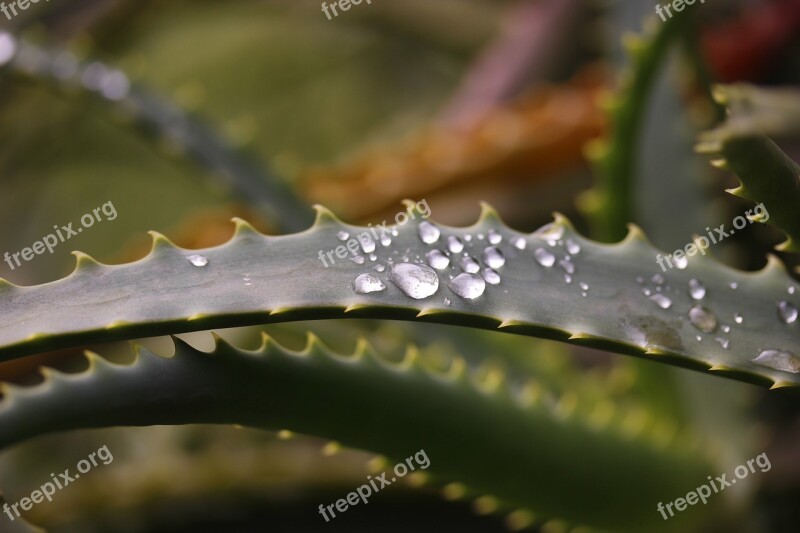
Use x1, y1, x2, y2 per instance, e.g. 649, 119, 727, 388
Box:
426, 249, 450, 270
512, 237, 526, 250
450, 273, 486, 300
187, 254, 208, 267
418, 222, 441, 244
673, 255, 688, 269
752, 349, 800, 373
483, 268, 501, 285
360, 235, 376, 254
565, 238, 581, 255
559, 258, 575, 274
488, 229, 502, 245
734, 313, 743, 324
447, 235, 464, 253
688, 305, 718, 333
354, 273, 386, 294
651, 274, 665, 285
482, 246, 505, 268
648, 293, 672, 309
389, 263, 439, 299
688, 278, 706, 300
380, 234, 392, 247
337, 231, 349, 241
778, 300, 798, 324
534, 248, 555, 267
461, 256, 480, 274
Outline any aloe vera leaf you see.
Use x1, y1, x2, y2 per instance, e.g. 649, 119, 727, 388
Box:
697, 88, 800, 253
0, 204, 798, 388
0, 334, 717, 532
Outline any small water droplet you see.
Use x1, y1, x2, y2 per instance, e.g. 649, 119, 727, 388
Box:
715, 337, 730, 349
450, 273, 486, 299
444, 298, 451, 306
359, 235, 376, 254
753, 349, 800, 373
337, 231, 349, 241
369, 253, 377, 261
426, 249, 450, 270
477, 233, 485, 241
564, 274, 572, 284
187, 254, 208, 267
418, 221, 440, 244
512, 237, 526, 250
688, 278, 706, 300
649, 294, 672, 309
534, 247, 556, 267
447, 235, 464, 253
380, 234, 392, 247
695, 335, 702, 342
488, 229, 502, 245
483, 268, 501, 285
730, 282, 738, 290
673, 255, 688, 269
349, 256, 366, 265
565, 239, 581, 255
579, 282, 589, 291
721, 325, 731, 333
464, 234, 472, 242
482, 246, 505, 268
461, 256, 480, 274
559, 258, 575, 274
389, 263, 439, 299
734, 313, 743, 324
354, 273, 386, 294
778, 301, 798, 324
789, 286, 797, 295
642, 287, 652, 296
391, 228, 399, 237
689, 305, 718, 333
651, 274, 665, 285
374, 264, 386, 272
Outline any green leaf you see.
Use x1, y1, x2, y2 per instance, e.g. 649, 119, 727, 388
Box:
1, 204, 798, 388
0, 334, 716, 532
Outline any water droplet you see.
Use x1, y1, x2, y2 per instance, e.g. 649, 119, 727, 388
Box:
512, 237, 526, 250
559, 258, 575, 274
359, 235, 376, 254
483, 268, 501, 285
464, 234, 472, 242
380, 234, 392, 247
649, 294, 672, 309
673, 255, 688, 269
187, 254, 208, 267
651, 274, 665, 285
565, 239, 581, 255
534, 248, 556, 267
374, 264, 385, 272
337, 231, 350, 241
753, 349, 800, 373
642, 287, 652, 296
450, 273, 486, 299
734, 313, 743, 324
688, 279, 706, 300
426, 249, 450, 270
369, 253, 377, 261
695, 335, 702, 342
461, 256, 480, 274
447, 235, 464, 253
0, 32, 16, 66
488, 229, 502, 245
477, 233, 485, 240
535, 223, 564, 246
564, 274, 572, 284
482, 247, 505, 268
579, 282, 589, 291
391, 228, 399, 237
721, 325, 731, 333
716, 337, 730, 349
789, 286, 797, 295
778, 301, 798, 324
389, 263, 439, 299
444, 298, 451, 306
354, 273, 386, 294
689, 305, 718, 333
418, 222, 440, 244
729, 282, 738, 290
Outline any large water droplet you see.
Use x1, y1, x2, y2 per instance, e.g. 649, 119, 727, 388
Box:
187, 254, 208, 267
753, 349, 800, 373
482, 246, 505, 268
689, 305, 718, 333
461, 256, 480, 274
450, 273, 486, 299
389, 263, 439, 299
688, 278, 706, 300
778, 301, 798, 324
337, 231, 350, 241
426, 249, 450, 270
488, 229, 502, 245
534, 248, 556, 267
483, 268, 501, 285
565, 239, 581, 255
447, 235, 464, 253
418, 222, 440, 244
512, 237, 526, 250
648, 294, 672, 309
354, 273, 386, 294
